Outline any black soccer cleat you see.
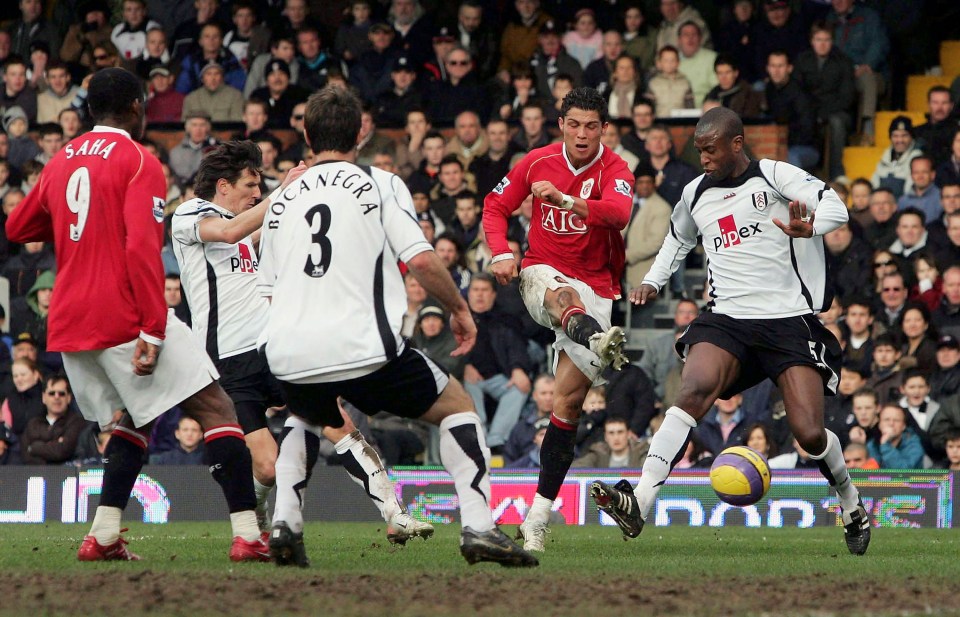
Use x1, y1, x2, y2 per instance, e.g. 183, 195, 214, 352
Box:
841, 498, 871, 556
269, 521, 310, 568
591, 479, 645, 539
460, 527, 539, 568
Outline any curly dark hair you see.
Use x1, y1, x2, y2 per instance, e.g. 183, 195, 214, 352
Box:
560, 87, 608, 123
87, 67, 144, 123
194, 140, 263, 201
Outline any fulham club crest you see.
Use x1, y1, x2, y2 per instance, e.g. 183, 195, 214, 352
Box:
751, 191, 768, 212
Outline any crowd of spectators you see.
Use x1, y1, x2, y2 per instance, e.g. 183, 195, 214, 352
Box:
1, 0, 960, 472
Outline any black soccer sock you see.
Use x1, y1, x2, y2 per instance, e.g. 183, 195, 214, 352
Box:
561, 306, 603, 348
204, 424, 257, 513
536, 415, 579, 501
98, 426, 148, 509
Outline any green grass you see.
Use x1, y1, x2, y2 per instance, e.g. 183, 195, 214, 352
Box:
3, 523, 960, 617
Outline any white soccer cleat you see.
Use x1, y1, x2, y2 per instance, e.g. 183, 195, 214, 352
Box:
589, 326, 628, 371
516, 519, 550, 552
387, 512, 435, 545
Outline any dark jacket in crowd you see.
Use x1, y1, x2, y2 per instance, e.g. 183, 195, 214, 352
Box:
826, 236, 874, 303
602, 364, 658, 438
21, 409, 86, 465
765, 78, 816, 147
153, 443, 205, 465
794, 47, 857, 120
704, 79, 763, 118
427, 73, 489, 126
465, 308, 529, 380
915, 115, 960, 167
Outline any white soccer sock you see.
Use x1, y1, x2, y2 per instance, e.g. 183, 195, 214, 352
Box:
808, 429, 860, 512
634, 406, 698, 520
334, 430, 402, 523
439, 412, 494, 532
253, 476, 274, 532
89, 505, 122, 546
274, 415, 324, 534
230, 511, 261, 542
525, 494, 554, 526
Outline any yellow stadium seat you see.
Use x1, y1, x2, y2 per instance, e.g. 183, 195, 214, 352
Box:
907, 75, 954, 113
843, 146, 885, 183
941, 41, 960, 79
874, 111, 927, 148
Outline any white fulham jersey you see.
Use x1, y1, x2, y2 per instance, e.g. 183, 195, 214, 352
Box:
257, 161, 433, 382
643, 160, 848, 318
172, 198, 268, 359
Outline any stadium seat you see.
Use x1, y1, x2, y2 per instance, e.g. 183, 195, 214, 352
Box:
906, 75, 954, 113
842, 146, 885, 183
873, 111, 927, 148
941, 41, 960, 80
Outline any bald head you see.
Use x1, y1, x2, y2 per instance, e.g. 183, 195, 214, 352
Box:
695, 107, 744, 141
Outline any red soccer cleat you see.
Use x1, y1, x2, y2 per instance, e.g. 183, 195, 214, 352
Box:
229, 536, 272, 562
77, 529, 142, 561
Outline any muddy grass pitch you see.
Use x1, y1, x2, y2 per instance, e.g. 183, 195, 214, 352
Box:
3, 523, 958, 617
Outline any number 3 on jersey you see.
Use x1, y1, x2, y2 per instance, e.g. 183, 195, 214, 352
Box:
304, 203, 332, 278
65, 167, 90, 242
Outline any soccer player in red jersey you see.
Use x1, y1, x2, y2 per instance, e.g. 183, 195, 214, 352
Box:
483, 87, 634, 552
6, 68, 269, 563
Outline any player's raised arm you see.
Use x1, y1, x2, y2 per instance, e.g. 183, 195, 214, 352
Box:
197, 157, 309, 245
530, 159, 633, 231
483, 159, 534, 285
6, 173, 54, 243
633, 190, 700, 304
766, 160, 848, 238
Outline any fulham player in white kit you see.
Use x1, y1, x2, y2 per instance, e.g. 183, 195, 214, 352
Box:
173, 141, 433, 553
5, 68, 269, 562
258, 87, 537, 567
592, 107, 872, 555
482, 87, 635, 552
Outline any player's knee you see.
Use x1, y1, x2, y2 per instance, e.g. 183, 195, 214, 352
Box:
795, 427, 827, 456
554, 288, 582, 310
675, 381, 719, 416
253, 460, 276, 485
552, 392, 585, 421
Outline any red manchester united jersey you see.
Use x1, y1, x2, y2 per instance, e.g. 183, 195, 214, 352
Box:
483, 143, 634, 299
6, 126, 168, 352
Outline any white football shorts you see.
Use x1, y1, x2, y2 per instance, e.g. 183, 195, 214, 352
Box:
519, 263, 612, 385
62, 309, 219, 429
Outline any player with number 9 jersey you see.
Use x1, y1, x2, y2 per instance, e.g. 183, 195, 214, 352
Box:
6, 126, 167, 352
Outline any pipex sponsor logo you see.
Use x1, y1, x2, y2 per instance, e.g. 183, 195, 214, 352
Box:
713, 214, 762, 251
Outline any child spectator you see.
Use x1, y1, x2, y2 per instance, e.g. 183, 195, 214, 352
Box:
644, 45, 693, 118
943, 430, 960, 470
910, 253, 943, 312
506, 416, 549, 468
575, 385, 608, 451
867, 333, 904, 405
3, 106, 40, 171
335, 0, 373, 64
867, 404, 925, 468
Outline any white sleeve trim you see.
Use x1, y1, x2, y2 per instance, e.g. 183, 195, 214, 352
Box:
397, 242, 434, 264
491, 253, 514, 264
139, 331, 164, 346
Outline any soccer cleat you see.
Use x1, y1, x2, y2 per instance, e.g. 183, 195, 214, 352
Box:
516, 518, 550, 552
841, 499, 872, 556
460, 527, 539, 568
229, 535, 272, 562
268, 521, 310, 568
591, 479, 645, 539
77, 529, 141, 561
386, 511, 435, 545
589, 326, 628, 371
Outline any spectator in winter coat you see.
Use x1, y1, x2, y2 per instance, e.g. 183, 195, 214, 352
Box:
20, 375, 85, 465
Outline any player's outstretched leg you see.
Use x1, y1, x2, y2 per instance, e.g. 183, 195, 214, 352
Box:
328, 422, 434, 545
78, 414, 146, 562
591, 405, 697, 539
423, 378, 537, 567
779, 366, 870, 556
182, 383, 269, 562
561, 306, 627, 371
518, 354, 586, 552
270, 414, 321, 567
